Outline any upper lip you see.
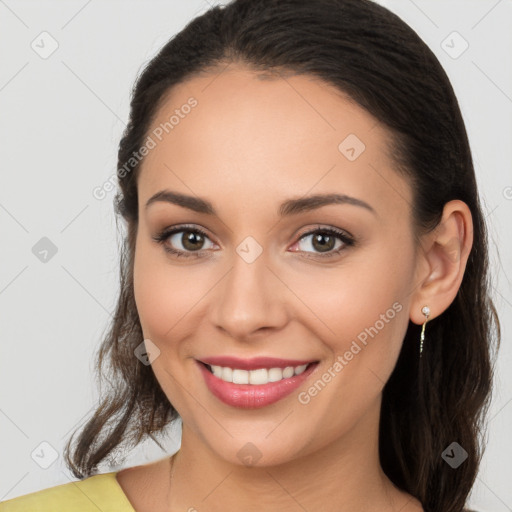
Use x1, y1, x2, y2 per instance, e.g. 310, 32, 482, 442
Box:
198, 356, 317, 371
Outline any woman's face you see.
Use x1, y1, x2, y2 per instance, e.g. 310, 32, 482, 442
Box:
133, 64, 420, 466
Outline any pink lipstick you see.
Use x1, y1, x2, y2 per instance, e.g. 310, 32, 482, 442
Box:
196, 357, 319, 409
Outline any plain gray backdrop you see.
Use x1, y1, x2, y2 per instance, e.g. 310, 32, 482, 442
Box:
1, 1, 511, 510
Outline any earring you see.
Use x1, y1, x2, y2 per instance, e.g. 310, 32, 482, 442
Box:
419, 305, 430, 358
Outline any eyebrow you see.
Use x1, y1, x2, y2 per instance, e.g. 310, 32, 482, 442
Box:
145, 190, 376, 217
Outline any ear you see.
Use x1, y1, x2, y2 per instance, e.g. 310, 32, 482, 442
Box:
409, 200, 474, 325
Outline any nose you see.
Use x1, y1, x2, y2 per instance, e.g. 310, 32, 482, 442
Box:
210, 247, 289, 342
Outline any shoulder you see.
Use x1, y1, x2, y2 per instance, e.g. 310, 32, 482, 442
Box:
0, 471, 135, 512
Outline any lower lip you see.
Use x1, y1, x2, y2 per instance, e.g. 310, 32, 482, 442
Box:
197, 361, 319, 409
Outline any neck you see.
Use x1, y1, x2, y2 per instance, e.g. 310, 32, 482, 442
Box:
166, 400, 417, 512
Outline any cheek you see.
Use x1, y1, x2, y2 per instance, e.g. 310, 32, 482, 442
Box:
293, 237, 414, 380
301, 250, 411, 336
132, 243, 202, 410
133, 244, 168, 339
291, 263, 411, 433
133, 239, 191, 342
133, 238, 220, 353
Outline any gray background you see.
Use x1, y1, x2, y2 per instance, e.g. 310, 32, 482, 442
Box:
1, 0, 511, 510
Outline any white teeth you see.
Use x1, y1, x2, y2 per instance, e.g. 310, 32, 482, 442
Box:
221, 367, 233, 382
282, 366, 294, 379
232, 369, 249, 384
268, 367, 283, 382
294, 364, 308, 375
208, 363, 311, 385
249, 368, 268, 385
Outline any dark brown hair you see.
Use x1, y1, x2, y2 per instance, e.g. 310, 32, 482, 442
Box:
64, 1, 501, 511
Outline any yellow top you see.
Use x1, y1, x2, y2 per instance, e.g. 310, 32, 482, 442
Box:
0, 471, 136, 511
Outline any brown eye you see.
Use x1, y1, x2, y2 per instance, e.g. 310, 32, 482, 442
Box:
294, 227, 355, 258
310, 232, 336, 253
153, 225, 216, 258
180, 231, 206, 251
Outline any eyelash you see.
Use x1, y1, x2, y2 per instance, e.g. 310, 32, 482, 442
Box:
152, 224, 355, 260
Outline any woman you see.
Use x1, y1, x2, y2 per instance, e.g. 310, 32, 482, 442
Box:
0, 0, 500, 511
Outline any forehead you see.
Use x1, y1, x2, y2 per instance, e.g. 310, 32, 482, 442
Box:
137, 64, 411, 219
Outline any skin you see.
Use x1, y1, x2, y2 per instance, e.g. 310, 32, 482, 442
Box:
116, 62, 473, 512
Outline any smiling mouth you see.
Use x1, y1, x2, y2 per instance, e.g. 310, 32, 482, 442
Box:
197, 359, 320, 409
201, 361, 318, 385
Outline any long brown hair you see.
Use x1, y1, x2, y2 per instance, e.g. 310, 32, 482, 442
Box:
64, 1, 501, 510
